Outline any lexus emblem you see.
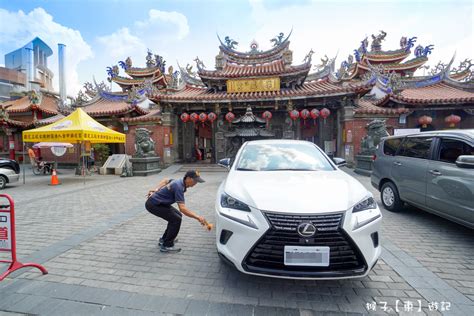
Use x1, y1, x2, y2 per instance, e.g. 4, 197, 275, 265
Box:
297, 223, 316, 237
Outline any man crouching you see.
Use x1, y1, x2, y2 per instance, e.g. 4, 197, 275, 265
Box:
145, 170, 206, 253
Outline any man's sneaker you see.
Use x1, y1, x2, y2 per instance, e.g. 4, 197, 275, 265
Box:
160, 245, 181, 253
159, 238, 178, 246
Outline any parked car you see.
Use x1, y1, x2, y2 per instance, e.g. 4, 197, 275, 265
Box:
371, 129, 474, 229
215, 140, 382, 279
0, 158, 20, 174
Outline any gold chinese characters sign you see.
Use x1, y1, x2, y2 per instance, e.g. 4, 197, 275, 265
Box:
227, 77, 280, 93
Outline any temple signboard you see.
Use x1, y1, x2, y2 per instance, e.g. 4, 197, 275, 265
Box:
227, 77, 280, 93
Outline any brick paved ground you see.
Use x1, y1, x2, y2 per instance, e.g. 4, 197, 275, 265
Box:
0, 165, 472, 315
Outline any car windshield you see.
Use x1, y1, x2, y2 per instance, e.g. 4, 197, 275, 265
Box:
235, 143, 334, 171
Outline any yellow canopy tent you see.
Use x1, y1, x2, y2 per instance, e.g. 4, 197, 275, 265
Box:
22, 108, 126, 183
22, 108, 125, 143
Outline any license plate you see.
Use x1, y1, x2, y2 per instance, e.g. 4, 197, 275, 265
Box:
284, 246, 330, 266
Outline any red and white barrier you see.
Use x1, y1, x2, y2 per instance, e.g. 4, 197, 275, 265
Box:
0, 194, 48, 281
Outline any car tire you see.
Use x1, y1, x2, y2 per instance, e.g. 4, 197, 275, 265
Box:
0, 176, 7, 190
380, 182, 403, 212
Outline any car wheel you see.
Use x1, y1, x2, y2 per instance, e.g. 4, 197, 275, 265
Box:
381, 182, 403, 212
0, 176, 7, 190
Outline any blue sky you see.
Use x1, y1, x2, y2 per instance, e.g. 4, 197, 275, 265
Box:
0, 0, 472, 96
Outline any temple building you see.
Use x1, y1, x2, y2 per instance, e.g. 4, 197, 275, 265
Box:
2, 31, 473, 167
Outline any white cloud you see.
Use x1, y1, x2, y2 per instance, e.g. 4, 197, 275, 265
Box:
135, 9, 189, 41
93, 9, 190, 86
0, 8, 93, 96
97, 27, 147, 61
247, 0, 473, 73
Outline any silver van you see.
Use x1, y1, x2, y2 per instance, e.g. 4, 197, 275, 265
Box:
371, 129, 473, 229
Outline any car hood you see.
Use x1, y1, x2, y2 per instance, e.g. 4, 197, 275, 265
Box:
223, 170, 368, 213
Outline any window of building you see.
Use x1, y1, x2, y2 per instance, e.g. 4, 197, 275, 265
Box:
438, 138, 473, 164
398, 137, 432, 159
383, 138, 402, 156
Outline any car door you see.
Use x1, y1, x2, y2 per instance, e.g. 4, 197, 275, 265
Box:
391, 136, 433, 206
426, 137, 474, 227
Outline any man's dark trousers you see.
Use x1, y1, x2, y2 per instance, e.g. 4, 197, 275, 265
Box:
146, 199, 182, 247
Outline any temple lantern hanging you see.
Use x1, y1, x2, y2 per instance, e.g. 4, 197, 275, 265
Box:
289, 109, 300, 121
320, 108, 331, 123
300, 109, 310, 121
180, 112, 190, 123
198, 113, 208, 126
445, 114, 461, 128
207, 112, 217, 123
190, 112, 199, 124
262, 111, 272, 128
310, 109, 320, 126
418, 115, 432, 128
225, 112, 235, 124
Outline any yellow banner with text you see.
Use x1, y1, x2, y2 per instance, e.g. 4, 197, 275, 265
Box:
227, 77, 280, 93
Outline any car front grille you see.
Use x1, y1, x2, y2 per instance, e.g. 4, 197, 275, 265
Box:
242, 211, 367, 277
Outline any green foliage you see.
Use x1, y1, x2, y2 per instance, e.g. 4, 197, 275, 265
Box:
92, 144, 110, 165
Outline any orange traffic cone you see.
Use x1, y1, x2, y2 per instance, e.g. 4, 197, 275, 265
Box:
49, 169, 61, 186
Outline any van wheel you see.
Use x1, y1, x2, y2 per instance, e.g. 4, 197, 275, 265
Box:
381, 182, 403, 212
0, 176, 7, 190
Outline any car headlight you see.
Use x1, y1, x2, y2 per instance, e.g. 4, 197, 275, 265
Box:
352, 197, 381, 231
220, 193, 251, 212
352, 197, 377, 213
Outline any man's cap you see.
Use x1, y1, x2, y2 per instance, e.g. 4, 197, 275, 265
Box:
185, 170, 205, 183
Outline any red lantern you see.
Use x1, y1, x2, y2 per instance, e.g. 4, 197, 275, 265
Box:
262, 111, 272, 121
180, 112, 190, 123
289, 109, 300, 121
207, 112, 217, 123
310, 109, 320, 119
418, 115, 432, 128
225, 112, 235, 123
320, 108, 331, 119
300, 109, 310, 121
445, 114, 461, 128
262, 111, 272, 128
190, 112, 199, 123
310, 109, 320, 126
199, 112, 208, 122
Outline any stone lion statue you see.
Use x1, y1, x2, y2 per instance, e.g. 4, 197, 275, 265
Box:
134, 128, 156, 157
360, 120, 389, 155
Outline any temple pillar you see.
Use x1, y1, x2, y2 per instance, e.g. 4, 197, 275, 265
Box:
6, 129, 15, 160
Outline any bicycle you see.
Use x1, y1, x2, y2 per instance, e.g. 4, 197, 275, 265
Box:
32, 160, 53, 175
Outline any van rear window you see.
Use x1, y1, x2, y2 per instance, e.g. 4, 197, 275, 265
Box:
383, 138, 402, 156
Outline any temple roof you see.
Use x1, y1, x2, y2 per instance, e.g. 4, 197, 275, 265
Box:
154, 79, 371, 103
121, 108, 162, 123
77, 96, 149, 117
391, 82, 474, 105
199, 60, 311, 79
216, 31, 292, 65
2, 94, 59, 115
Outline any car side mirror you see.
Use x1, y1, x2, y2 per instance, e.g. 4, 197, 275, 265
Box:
218, 158, 231, 169
455, 155, 474, 169
332, 157, 347, 167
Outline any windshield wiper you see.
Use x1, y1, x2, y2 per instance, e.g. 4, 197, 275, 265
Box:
236, 168, 257, 171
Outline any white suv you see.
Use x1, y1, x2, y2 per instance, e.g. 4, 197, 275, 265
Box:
215, 140, 382, 279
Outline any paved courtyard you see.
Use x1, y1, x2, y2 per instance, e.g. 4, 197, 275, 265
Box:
0, 165, 473, 315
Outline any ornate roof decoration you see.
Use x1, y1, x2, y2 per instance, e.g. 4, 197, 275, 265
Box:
106, 50, 169, 92
178, 62, 205, 87
306, 55, 336, 82
336, 32, 432, 80
121, 108, 161, 123
232, 106, 266, 124
216, 30, 292, 65
224, 106, 275, 138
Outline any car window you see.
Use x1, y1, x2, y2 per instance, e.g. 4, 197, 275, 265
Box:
398, 137, 432, 159
437, 138, 473, 164
383, 138, 403, 156
236, 143, 334, 171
